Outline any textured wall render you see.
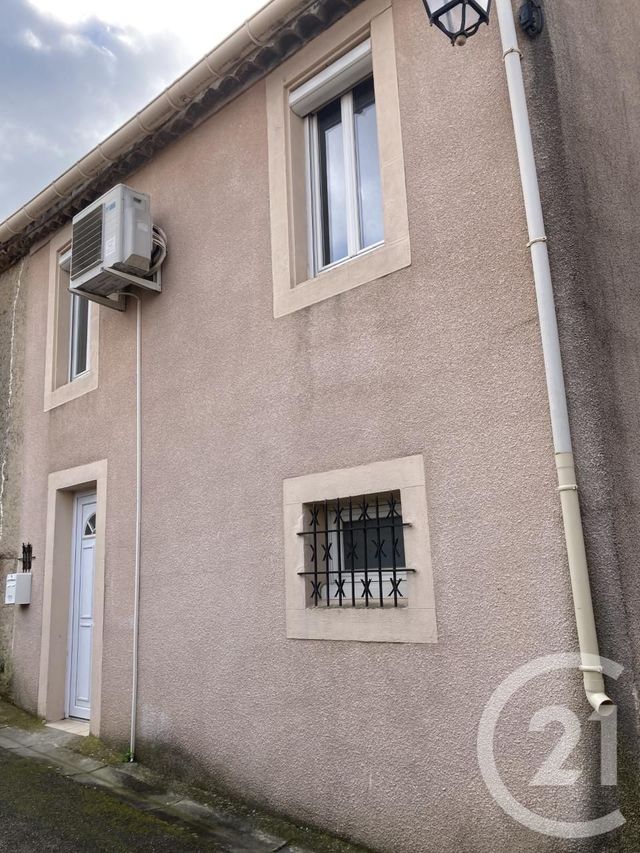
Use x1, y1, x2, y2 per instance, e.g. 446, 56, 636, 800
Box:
523, 0, 640, 777
3, 1, 614, 850
520, 2, 640, 845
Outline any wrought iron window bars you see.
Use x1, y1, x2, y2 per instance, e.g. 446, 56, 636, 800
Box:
298, 491, 412, 608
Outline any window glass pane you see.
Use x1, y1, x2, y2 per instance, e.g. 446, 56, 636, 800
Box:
342, 517, 406, 571
71, 294, 89, 379
353, 77, 383, 249
317, 97, 348, 266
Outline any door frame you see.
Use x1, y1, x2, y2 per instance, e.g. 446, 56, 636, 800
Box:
65, 490, 97, 720
38, 460, 108, 736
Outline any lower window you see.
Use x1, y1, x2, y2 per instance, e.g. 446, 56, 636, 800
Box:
283, 455, 437, 643
302, 492, 408, 608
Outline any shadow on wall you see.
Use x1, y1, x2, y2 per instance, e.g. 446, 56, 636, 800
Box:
0, 597, 14, 696
135, 738, 375, 853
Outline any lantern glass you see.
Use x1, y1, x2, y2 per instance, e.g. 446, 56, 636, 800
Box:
423, 0, 492, 45
442, 7, 462, 32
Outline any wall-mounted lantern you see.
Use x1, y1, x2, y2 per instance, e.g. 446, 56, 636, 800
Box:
421, 0, 492, 46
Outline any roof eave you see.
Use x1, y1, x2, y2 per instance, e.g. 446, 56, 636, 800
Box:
0, 0, 362, 274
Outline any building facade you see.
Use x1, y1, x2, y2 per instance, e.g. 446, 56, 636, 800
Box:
0, 1, 638, 850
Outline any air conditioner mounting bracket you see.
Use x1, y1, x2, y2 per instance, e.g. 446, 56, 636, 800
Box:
68, 286, 127, 312
105, 267, 162, 293
68, 266, 161, 312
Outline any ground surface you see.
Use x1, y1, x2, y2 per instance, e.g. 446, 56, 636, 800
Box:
0, 747, 218, 852
0, 700, 370, 853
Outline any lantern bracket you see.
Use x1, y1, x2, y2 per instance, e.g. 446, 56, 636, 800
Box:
519, 0, 544, 38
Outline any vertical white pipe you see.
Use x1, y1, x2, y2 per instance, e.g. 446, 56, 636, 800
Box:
494, 0, 612, 714
127, 293, 142, 760
495, 0, 571, 455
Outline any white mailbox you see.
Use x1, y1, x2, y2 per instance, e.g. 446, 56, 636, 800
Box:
4, 573, 32, 605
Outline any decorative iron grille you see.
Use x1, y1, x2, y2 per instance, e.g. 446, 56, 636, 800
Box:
298, 491, 412, 608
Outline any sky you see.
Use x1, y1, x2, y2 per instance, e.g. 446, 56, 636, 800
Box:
0, 0, 267, 222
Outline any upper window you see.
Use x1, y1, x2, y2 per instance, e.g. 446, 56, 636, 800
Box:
290, 40, 384, 275
310, 78, 383, 271
267, 0, 411, 317
44, 228, 100, 411
60, 249, 90, 381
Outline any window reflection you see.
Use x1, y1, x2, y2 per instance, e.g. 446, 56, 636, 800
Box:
311, 75, 383, 272
317, 97, 348, 266
71, 293, 89, 379
354, 77, 383, 250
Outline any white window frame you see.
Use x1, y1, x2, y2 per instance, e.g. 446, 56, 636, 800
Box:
291, 39, 383, 277
59, 248, 90, 382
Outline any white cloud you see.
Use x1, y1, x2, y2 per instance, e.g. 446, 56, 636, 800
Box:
59, 31, 92, 53
21, 28, 45, 49
1, 0, 269, 222
26, 0, 268, 59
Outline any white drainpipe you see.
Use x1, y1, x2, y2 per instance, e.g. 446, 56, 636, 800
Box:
122, 292, 142, 761
495, 0, 613, 715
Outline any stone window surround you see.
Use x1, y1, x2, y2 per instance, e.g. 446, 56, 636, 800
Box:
37, 459, 107, 736
44, 225, 100, 412
283, 455, 437, 643
267, 0, 410, 318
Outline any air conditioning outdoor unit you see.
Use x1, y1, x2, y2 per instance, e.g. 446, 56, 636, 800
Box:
70, 184, 165, 308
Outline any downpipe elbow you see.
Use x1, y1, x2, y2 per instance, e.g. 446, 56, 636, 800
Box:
586, 689, 615, 718
582, 666, 615, 716
580, 661, 614, 717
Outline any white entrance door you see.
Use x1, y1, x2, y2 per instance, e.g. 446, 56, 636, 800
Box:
68, 493, 97, 720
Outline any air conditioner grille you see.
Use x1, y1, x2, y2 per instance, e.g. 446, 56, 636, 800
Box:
71, 206, 103, 279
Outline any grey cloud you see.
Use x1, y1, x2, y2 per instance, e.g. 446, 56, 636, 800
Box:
0, 0, 192, 220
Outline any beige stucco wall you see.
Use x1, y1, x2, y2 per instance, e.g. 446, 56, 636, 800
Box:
4, 1, 612, 850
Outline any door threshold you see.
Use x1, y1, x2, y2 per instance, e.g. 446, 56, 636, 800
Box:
45, 719, 90, 737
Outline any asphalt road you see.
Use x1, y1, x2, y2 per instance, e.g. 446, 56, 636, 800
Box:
0, 746, 219, 852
